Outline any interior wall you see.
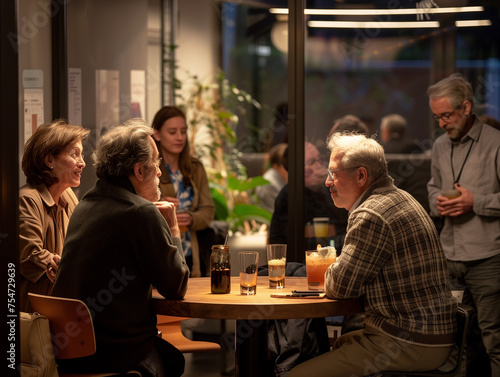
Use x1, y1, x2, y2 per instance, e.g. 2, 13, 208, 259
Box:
173, 0, 221, 164
147, 0, 162, 124
17, 0, 53, 187
176, 0, 220, 91
66, 0, 149, 198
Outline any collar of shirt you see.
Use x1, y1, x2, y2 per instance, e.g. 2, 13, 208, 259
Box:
349, 191, 366, 215
37, 183, 69, 209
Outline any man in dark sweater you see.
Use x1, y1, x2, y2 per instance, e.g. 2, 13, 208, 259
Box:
52, 120, 190, 377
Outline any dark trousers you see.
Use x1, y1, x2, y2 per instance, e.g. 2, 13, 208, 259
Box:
260, 262, 330, 377
136, 336, 185, 377
448, 254, 500, 377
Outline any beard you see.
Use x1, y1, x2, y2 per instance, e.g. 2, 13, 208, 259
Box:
447, 127, 462, 142
155, 183, 161, 201
152, 176, 161, 202
140, 174, 161, 202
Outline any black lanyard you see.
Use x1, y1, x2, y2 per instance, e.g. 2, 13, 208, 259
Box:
451, 138, 474, 185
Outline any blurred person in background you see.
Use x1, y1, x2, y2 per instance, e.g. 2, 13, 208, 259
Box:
152, 106, 215, 277
379, 113, 420, 154
380, 113, 430, 213
19, 120, 89, 312
328, 114, 369, 137
269, 142, 348, 251
256, 143, 288, 212
480, 114, 500, 131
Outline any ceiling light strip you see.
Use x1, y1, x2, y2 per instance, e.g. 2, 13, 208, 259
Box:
455, 20, 492, 27
307, 20, 440, 29
270, 6, 484, 16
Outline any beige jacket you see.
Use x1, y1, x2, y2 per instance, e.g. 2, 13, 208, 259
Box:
159, 158, 215, 277
19, 183, 78, 311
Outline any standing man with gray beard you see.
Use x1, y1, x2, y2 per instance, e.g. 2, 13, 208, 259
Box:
427, 73, 500, 377
52, 119, 190, 377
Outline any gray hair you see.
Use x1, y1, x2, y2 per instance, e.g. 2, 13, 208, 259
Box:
93, 118, 154, 179
427, 73, 475, 110
327, 132, 387, 180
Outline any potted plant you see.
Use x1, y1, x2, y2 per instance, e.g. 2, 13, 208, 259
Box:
167, 59, 271, 234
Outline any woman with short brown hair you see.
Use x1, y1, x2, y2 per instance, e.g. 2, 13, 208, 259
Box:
19, 119, 90, 311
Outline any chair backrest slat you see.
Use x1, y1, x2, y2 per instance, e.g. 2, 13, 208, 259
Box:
28, 293, 96, 359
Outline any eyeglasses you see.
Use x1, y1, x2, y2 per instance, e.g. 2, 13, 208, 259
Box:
431, 105, 462, 122
326, 166, 361, 180
153, 156, 162, 168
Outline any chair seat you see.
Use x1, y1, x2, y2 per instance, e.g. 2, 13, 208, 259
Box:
156, 315, 221, 353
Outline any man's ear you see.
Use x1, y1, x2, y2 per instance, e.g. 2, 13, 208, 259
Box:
356, 167, 368, 187
133, 162, 145, 182
463, 100, 472, 116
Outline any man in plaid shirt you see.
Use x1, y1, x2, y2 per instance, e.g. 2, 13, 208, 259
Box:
291, 133, 456, 377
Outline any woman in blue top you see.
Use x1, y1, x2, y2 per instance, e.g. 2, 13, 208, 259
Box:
152, 106, 215, 277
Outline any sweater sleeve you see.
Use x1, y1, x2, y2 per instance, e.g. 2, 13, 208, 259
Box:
134, 204, 190, 299
427, 143, 444, 218
325, 209, 393, 299
19, 193, 51, 282
188, 162, 215, 231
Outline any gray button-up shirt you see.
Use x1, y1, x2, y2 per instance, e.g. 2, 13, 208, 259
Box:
427, 116, 500, 261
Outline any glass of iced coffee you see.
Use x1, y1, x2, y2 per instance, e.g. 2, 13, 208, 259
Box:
267, 244, 287, 289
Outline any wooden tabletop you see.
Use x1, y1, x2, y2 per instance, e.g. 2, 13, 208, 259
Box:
153, 276, 363, 320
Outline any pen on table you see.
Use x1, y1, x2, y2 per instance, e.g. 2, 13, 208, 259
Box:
292, 290, 324, 294
290, 293, 322, 297
270, 292, 324, 298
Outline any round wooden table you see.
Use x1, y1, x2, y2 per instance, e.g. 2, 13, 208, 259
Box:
153, 276, 363, 377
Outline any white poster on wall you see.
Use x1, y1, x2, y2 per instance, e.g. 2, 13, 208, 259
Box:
22, 69, 44, 144
96, 69, 120, 138
68, 68, 82, 126
23, 89, 44, 144
131, 70, 146, 119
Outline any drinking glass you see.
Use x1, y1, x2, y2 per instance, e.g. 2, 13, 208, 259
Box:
313, 217, 329, 246
441, 189, 461, 199
239, 251, 259, 295
305, 247, 337, 290
267, 244, 287, 289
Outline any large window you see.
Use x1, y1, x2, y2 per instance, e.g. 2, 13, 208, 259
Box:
222, 1, 499, 150
219, 0, 500, 261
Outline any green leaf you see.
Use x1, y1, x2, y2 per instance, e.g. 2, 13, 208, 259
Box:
233, 203, 272, 223
227, 176, 269, 192
210, 188, 229, 220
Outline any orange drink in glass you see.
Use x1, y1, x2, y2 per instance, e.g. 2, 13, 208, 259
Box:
305, 247, 336, 290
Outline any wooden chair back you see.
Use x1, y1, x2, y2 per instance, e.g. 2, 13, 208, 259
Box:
28, 293, 96, 360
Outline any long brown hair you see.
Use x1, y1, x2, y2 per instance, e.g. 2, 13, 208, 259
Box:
151, 106, 193, 186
